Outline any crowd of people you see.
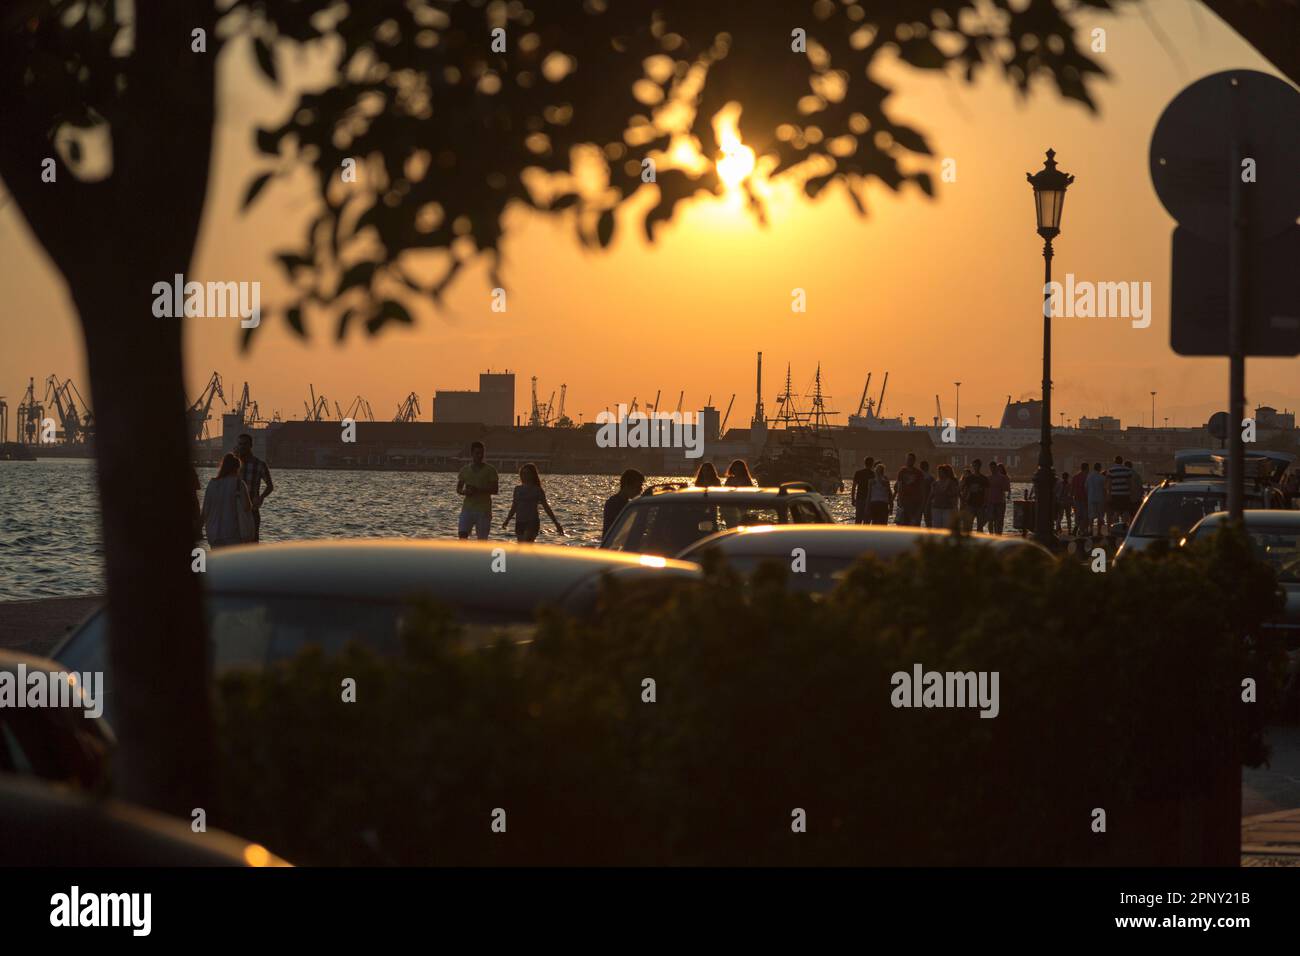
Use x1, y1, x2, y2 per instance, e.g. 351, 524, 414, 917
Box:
848, 454, 1013, 533
198, 437, 1300, 549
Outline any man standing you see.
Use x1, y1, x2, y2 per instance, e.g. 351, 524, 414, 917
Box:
895, 452, 925, 526
456, 440, 499, 539
1086, 462, 1107, 536
959, 459, 990, 532
850, 456, 875, 524
603, 468, 644, 536
919, 460, 935, 528
987, 461, 1011, 534
235, 432, 273, 542
1070, 462, 1090, 536
1105, 455, 1134, 525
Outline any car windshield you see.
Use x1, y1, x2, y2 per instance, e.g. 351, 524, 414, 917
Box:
1131, 490, 1259, 539
606, 500, 795, 555
1245, 529, 1300, 583
57, 594, 536, 723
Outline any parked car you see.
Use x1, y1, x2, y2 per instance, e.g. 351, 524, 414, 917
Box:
1113, 450, 1295, 563
0, 774, 290, 866
601, 483, 835, 556
1182, 510, 1300, 643
1182, 510, 1300, 716
676, 524, 1052, 594
0, 651, 116, 793
54, 539, 701, 724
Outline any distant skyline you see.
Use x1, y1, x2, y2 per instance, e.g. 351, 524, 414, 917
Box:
2, 0, 1297, 435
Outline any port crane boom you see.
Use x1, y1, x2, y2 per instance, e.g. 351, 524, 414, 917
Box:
187, 372, 226, 441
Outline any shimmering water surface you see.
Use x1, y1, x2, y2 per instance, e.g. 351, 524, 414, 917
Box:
0, 458, 1029, 600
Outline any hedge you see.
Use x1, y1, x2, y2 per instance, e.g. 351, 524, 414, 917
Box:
214, 527, 1286, 865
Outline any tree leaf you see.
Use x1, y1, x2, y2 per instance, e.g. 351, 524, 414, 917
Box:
596, 208, 615, 248
366, 299, 413, 335
253, 36, 278, 85
242, 172, 274, 211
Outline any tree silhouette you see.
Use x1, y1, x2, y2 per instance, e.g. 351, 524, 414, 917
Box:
2, 0, 1130, 816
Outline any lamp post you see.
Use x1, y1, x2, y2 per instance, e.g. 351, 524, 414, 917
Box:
1026, 148, 1074, 548
1150, 391, 1156, 429
954, 382, 961, 430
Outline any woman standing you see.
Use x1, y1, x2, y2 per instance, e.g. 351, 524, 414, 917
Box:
201, 453, 255, 548
929, 464, 960, 531
693, 461, 722, 487
723, 459, 755, 487
867, 463, 893, 525
502, 462, 564, 542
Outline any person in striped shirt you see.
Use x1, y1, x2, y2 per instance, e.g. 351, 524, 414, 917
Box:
235, 433, 274, 542
1105, 455, 1135, 525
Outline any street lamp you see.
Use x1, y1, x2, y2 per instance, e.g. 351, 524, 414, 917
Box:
954, 382, 961, 430
1026, 148, 1074, 548
1150, 391, 1156, 429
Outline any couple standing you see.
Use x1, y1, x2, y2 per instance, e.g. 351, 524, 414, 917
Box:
200, 433, 274, 548
456, 440, 564, 542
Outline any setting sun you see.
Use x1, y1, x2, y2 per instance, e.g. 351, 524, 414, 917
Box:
715, 117, 756, 189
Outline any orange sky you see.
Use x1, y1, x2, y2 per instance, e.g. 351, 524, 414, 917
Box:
2, 1, 1296, 434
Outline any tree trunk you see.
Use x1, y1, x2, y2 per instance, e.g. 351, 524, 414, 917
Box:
74, 278, 216, 818
0, 1, 219, 817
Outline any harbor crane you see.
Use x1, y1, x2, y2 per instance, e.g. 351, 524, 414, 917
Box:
935, 394, 944, 427
856, 372, 874, 417
16, 378, 43, 444
719, 393, 736, 437
393, 392, 421, 423
42, 375, 94, 444
303, 384, 330, 421
554, 384, 573, 428
231, 381, 266, 427
528, 376, 557, 427
335, 395, 375, 422
187, 372, 226, 442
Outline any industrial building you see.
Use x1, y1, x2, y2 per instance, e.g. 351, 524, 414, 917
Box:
433, 371, 515, 427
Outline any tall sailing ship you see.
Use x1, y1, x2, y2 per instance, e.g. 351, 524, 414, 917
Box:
753, 364, 843, 495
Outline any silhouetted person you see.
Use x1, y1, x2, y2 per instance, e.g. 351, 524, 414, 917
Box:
930, 464, 960, 530
503, 462, 564, 542
693, 461, 722, 487
603, 468, 644, 535
1086, 461, 1107, 536
456, 440, 499, 539
851, 456, 875, 524
866, 463, 893, 525
201, 453, 254, 549
1071, 462, 1090, 536
724, 459, 755, 487
959, 459, 989, 532
987, 462, 1010, 534
235, 432, 273, 542
895, 452, 924, 526
919, 460, 934, 527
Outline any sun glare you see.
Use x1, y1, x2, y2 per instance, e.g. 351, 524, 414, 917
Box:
716, 116, 756, 190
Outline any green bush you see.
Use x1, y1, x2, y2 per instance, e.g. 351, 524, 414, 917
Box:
215, 527, 1286, 865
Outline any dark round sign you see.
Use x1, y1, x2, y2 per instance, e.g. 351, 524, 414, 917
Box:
1207, 411, 1229, 440
1150, 70, 1300, 244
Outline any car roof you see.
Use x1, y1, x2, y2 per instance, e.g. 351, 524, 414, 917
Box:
0, 775, 291, 866
678, 524, 1048, 560
202, 539, 700, 604
1191, 510, 1300, 531
633, 486, 819, 500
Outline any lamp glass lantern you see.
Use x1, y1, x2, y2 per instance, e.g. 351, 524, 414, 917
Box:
1026, 148, 1075, 239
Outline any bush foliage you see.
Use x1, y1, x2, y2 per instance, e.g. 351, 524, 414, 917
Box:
215, 528, 1286, 865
